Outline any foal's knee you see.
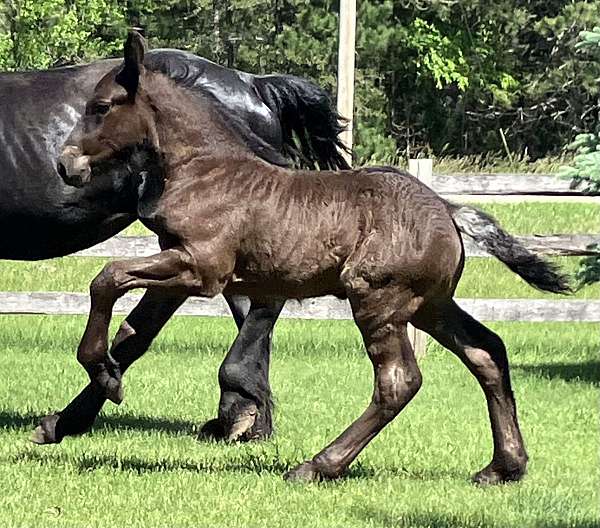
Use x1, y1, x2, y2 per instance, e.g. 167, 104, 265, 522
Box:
90, 262, 126, 299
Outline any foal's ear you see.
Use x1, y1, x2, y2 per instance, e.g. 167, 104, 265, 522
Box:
115, 31, 146, 100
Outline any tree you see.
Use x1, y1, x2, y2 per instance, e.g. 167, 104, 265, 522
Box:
559, 27, 600, 287
0, 0, 127, 70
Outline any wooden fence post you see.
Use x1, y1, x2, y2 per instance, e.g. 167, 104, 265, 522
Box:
337, 0, 356, 166
407, 159, 433, 359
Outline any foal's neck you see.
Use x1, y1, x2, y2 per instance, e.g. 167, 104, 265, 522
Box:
147, 74, 256, 179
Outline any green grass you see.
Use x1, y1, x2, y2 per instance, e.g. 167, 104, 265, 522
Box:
0, 316, 597, 527
463, 202, 599, 235
429, 153, 573, 174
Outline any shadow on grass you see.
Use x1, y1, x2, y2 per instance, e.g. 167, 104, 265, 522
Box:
0, 409, 199, 436
10, 445, 466, 482
515, 360, 600, 385
11, 449, 291, 476
353, 507, 491, 528
353, 506, 599, 528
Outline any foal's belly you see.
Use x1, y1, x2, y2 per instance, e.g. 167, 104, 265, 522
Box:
227, 267, 347, 300
231, 239, 351, 299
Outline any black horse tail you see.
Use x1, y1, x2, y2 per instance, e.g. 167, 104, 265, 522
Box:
253, 75, 351, 170
448, 203, 572, 294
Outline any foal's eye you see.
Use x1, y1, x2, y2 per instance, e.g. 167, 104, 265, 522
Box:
94, 103, 111, 116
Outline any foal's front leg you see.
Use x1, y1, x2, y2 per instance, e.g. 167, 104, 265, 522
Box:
32, 290, 186, 444
75, 248, 202, 401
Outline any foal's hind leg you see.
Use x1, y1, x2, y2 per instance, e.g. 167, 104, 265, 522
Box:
285, 288, 422, 482
414, 300, 528, 485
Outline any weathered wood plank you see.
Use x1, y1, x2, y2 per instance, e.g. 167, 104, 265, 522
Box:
75, 234, 600, 259
432, 173, 596, 196
0, 292, 598, 322
76, 236, 161, 258
443, 194, 600, 204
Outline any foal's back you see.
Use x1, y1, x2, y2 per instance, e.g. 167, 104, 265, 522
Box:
232, 164, 463, 300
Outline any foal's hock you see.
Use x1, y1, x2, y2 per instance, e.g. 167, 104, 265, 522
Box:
47, 32, 571, 485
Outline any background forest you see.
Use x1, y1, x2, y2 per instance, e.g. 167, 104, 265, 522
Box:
1, 0, 598, 165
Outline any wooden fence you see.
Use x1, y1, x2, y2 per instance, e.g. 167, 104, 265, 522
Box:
1, 162, 598, 355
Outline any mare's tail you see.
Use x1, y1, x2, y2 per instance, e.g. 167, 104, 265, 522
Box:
448, 203, 572, 294
253, 75, 350, 170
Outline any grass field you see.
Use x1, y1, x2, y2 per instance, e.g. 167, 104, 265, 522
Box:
0, 201, 598, 527
0, 318, 598, 527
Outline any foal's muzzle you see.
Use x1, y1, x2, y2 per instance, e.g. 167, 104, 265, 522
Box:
57, 146, 92, 188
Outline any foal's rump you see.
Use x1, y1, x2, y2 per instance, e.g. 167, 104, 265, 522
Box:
339, 167, 465, 301
353, 165, 571, 296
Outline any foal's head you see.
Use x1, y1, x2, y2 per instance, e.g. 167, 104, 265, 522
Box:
58, 32, 159, 187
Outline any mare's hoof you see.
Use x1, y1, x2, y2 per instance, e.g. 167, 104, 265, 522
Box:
284, 461, 323, 483
199, 402, 271, 443
472, 461, 526, 486
225, 404, 258, 441
31, 414, 62, 445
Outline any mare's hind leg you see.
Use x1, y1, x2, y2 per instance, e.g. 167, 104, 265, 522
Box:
414, 299, 528, 485
285, 288, 422, 482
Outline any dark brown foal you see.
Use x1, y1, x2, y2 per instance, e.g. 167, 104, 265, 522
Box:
48, 32, 570, 484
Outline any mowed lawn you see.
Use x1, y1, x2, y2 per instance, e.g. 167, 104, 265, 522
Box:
0, 201, 598, 527
0, 319, 598, 527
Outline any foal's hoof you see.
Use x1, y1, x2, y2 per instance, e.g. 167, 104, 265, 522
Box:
284, 461, 323, 483
31, 414, 62, 445
96, 372, 124, 405
104, 378, 124, 405
472, 462, 526, 486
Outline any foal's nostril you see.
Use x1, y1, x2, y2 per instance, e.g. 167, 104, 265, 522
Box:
57, 161, 67, 180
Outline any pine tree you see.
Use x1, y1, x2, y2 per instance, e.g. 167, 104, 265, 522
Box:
560, 27, 600, 286
560, 27, 600, 193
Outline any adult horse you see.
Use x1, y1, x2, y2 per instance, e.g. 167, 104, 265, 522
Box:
0, 48, 348, 441
50, 32, 570, 484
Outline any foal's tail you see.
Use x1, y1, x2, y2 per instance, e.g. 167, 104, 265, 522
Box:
253, 75, 351, 170
448, 203, 572, 294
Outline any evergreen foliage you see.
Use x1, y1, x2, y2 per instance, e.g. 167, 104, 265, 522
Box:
559, 27, 600, 286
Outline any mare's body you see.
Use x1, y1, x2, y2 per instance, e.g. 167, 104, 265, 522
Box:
1, 49, 348, 439
48, 34, 570, 484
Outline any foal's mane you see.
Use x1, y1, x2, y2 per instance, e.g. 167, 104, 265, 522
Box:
143, 50, 290, 167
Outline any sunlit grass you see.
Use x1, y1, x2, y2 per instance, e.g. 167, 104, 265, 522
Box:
0, 316, 597, 527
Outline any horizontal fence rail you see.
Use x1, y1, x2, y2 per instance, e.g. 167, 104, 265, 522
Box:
432, 173, 597, 196
0, 292, 599, 322
74, 234, 600, 259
